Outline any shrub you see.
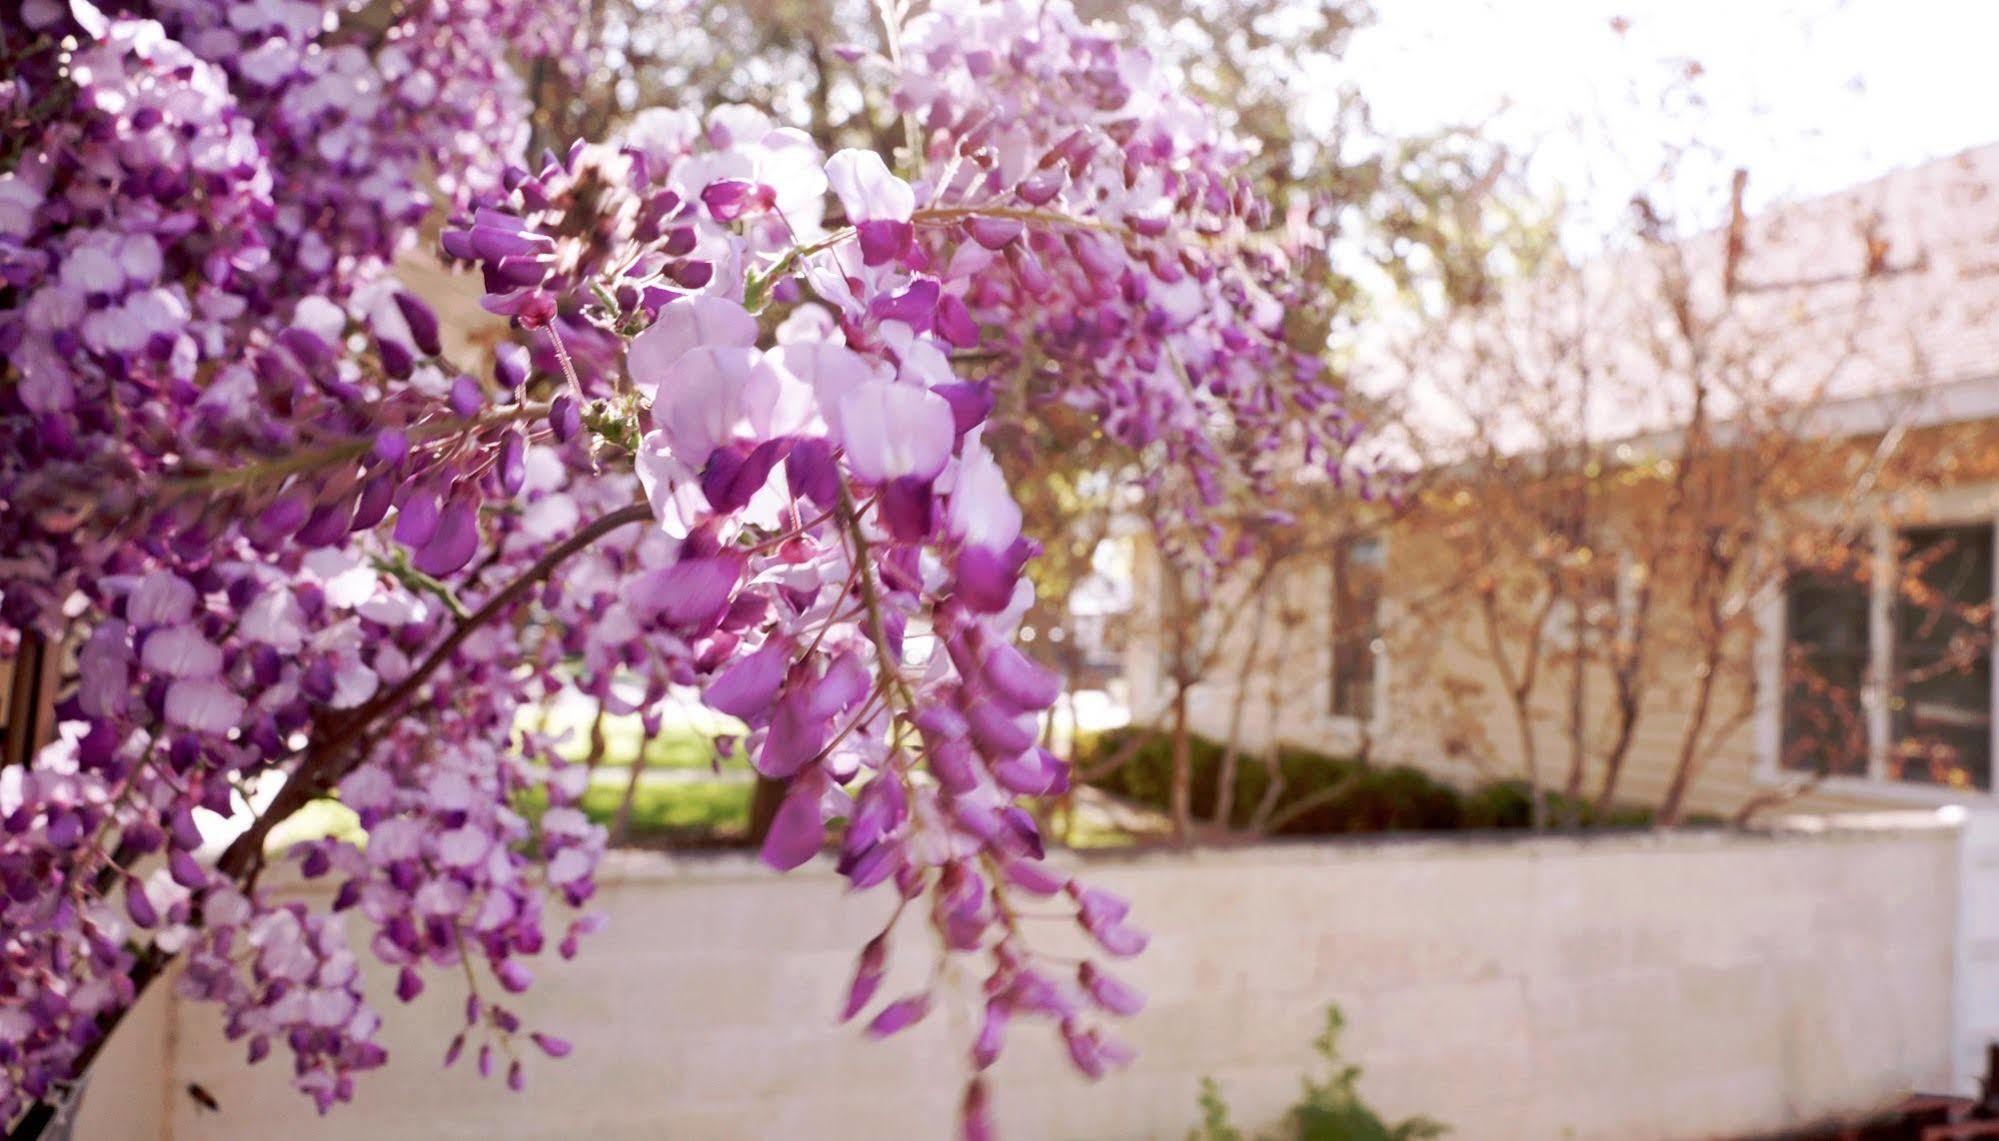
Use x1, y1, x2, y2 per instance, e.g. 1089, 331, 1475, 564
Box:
1188, 1006, 1448, 1141
1079, 728, 1462, 835
1079, 729, 1660, 835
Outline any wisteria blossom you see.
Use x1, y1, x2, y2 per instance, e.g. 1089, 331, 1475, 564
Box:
0, 1, 1357, 1137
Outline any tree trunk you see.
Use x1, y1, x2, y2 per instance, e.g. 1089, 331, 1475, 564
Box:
1657, 646, 1722, 826
1592, 698, 1641, 819
1213, 586, 1275, 831
1561, 625, 1588, 812
1247, 605, 1301, 835
746, 775, 784, 846
1481, 588, 1554, 831
581, 704, 609, 785
1168, 682, 1193, 845
608, 742, 652, 847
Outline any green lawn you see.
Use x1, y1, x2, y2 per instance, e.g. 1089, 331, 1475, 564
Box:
266, 774, 753, 855
265, 797, 364, 851
527, 699, 744, 772
519, 778, 753, 848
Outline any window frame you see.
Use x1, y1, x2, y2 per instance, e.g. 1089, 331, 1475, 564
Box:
1755, 487, 1999, 804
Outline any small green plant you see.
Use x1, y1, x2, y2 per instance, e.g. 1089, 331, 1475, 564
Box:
1188, 1006, 1448, 1141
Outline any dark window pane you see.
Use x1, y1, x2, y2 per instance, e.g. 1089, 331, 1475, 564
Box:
1891, 525, 1993, 790
1781, 566, 1870, 778
1332, 538, 1383, 721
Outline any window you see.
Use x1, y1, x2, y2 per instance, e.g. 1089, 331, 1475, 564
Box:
1330, 536, 1384, 722
1776, 522, 1995, 792
1890, 525, 1993, 788
1779, 564, 1872, 778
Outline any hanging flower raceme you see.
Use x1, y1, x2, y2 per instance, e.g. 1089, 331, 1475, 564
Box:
427, 101, 1167, 1129
1, 1, 1361, 1138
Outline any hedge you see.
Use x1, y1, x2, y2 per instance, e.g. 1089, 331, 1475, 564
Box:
1074, 727, 1664, 835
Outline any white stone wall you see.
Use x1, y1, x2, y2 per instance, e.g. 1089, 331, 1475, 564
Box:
77, 819, 1965, 1141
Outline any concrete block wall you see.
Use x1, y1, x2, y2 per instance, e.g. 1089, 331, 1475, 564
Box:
1954, 807, 1999, 1093
76, 819, 1965, 1140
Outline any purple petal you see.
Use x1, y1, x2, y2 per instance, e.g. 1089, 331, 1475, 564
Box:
128, 572, 196, 627
992, 748, 1065, 797
498, 430, 526, 497
1070, 884, 1132, 926
838, 382, 955, 484
841, 937, 888, 1022
972, 1002, 1007, 1069
394, 292, 442, 356
926, 741, 982, 794
705, 641, 790, 721
878, 477, 934, 543
962, 1079, 994, 1141
168, 848, 208, 890
124, 880, 158, 929
495, 342, 530, 389
496, 960, 533, 993
1062, 1022, 1106, 1079
784, 437, 840, 507
701, 438, 791, 514
866, 993, 931, 1039
164, 679, 246, 734
449, 375, 483, 418
935, 293, 981, 348
965, 698, 1036, 759
981, 641, 1061, 711
373, 429, 411, 464
760, 773, 828, 870
623, 554, 745, 632
393, 486, 441, 547
757, 693, 826, 780
1079, 962, 1146, 1016
954, 545, 1022, 614
1003, 858, 1069, 896
700, 178, 768, 221
412, 496, 481, 577
255, 489, 311, 541
966, 217, 1023, 249
856, 219, 914, 267
550, 394, 581, 441
628, 295, 760, 386
1082, 917, 1150, 958
933, 382, 995, 436
807, 651, 871, 719
868, 277, 940, 332
352, 474, 395, 531
826, 150, 916, 224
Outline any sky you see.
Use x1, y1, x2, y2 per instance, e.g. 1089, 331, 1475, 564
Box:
1338, 0, 1999, 230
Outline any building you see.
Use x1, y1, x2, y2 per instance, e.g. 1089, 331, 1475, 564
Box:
1125, 143, 1999, 822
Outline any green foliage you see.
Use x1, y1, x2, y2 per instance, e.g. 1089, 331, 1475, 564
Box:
1191, 1078, 1248, 1141
1078, 728, 1458, 834
1457, 780, 1653, 829
1189, 1007, 1448, 1141
1079, 728, 1660, 835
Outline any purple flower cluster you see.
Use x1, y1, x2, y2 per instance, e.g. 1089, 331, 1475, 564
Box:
1, 2, 1360, 1137
0, 0, 603, 1126
889, 0, 1363, 559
